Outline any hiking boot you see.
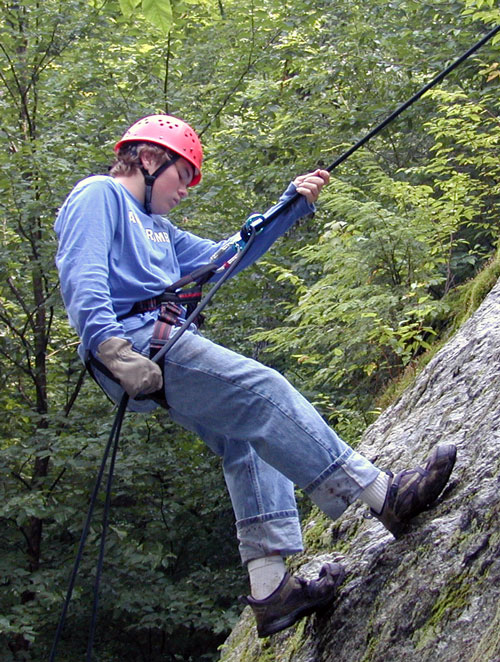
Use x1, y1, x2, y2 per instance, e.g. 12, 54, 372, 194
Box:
241, 562, 345, 638
372, 443, 457, 537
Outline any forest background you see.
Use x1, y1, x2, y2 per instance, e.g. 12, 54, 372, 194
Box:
0, 0, 499, 660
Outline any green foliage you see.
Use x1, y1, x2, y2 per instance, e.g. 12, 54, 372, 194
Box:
1, 395, 244, 660
115, 0, 221, 35
0, 0, 499, 659
249, 160, 451, 439
248, 74, 499, 441
462, 0, 500, 31
377, 246, 500, 412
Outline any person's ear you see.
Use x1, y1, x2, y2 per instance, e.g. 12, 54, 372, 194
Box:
139, 151, 157, 174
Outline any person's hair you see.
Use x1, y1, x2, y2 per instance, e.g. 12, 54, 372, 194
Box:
109, 142, 175, 177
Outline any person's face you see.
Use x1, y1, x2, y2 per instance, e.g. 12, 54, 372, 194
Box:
147, 156, 195, 215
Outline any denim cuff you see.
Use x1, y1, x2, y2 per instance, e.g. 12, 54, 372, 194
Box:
236, 510, 303, 564
307, 450, 380, 520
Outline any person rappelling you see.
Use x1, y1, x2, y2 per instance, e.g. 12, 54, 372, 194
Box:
54, 113, 456, 639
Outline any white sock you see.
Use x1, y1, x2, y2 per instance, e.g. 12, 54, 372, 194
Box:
247, 555, 286, 600
359, 471, 390, 514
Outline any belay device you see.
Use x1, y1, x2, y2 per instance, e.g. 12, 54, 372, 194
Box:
50, 22, 499, 661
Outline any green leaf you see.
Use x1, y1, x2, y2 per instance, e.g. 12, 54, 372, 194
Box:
141, 0, 173, 33
118, 0, 141, 18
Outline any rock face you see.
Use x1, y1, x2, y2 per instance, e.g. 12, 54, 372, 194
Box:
219, 278, 500, 662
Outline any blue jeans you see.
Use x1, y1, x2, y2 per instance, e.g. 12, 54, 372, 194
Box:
89, 320, 379, 564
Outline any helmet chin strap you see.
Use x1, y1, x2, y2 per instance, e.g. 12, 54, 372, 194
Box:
141, 153, 180, 214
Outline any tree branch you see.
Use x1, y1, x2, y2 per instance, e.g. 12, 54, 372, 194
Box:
7, 276, 37, 334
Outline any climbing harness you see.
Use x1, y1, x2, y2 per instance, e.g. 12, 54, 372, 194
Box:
85, 260, 220, 408
50, 22, 500, 661
149, 301, 183, 359
119, 260, 220, 323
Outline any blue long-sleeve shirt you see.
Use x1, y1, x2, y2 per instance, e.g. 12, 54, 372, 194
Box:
54, 175, 314, 354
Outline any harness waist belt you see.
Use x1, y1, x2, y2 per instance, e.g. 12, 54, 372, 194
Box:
117, 287, 202, 321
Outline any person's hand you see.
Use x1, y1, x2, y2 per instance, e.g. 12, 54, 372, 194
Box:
292, 169, 330, 204
96, 337, 163, 398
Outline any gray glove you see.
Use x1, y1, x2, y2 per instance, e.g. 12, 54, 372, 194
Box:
96, 337, 163, 399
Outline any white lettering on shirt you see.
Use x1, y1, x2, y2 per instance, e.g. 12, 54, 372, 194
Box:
128, 210, 142, 227
128, 209, 170, 244
145, 229, 171, 243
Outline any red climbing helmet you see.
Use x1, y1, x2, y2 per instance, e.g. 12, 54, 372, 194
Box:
115, 114, 203, 186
